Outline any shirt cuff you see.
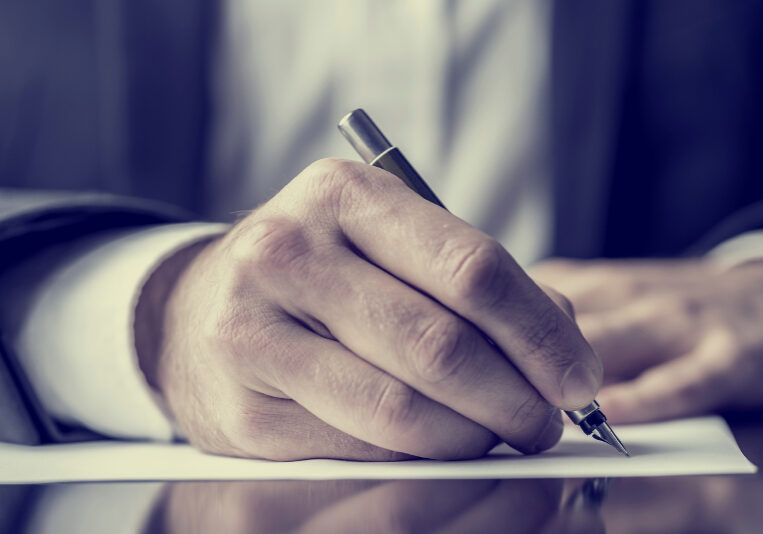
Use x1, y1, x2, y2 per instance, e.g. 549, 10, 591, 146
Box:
13, 222, 228, 441
707, 230, 763, 270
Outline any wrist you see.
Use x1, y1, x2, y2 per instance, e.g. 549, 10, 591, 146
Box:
134, 236, 218, 393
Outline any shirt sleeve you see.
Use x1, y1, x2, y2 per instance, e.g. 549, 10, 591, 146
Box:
1, 222, 228, 441
707, 230, 763, 270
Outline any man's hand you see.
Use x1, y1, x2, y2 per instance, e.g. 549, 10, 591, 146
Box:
531, 258, 763, 423
136, 159, 601, 460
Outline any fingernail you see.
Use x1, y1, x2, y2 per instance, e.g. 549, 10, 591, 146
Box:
561, 362, 600, 408
531, 413, 563, 453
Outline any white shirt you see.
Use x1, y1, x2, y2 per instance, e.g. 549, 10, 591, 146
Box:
208, 0, 553, 265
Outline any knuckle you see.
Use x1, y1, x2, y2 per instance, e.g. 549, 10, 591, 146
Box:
303, 158, 373, 215
521, 305, 568, 362
407, 315, 472, 383
304, 157, 360, 181
230, 401, 293, 461
539, 283, 576, 320
367, 379, 419, 436
506, 393, 555, 440
179, 411, 233, 457
240, 218, 311, 276
201, 304, 244, 354
205, 307, 282, 369
553, 291, 576, 319
180, 395, 263, 459
443, 238, 508, 308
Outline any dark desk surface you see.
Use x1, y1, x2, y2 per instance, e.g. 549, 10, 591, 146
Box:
3, 414, 762, 534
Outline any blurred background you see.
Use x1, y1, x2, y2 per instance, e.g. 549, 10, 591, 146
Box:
2, 0, 763, 265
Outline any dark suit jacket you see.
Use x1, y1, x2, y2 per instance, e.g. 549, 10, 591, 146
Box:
552, 0, 763, 258
2, 0, 763, 443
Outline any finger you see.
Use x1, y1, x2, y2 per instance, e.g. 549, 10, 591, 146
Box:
530, 259, 631, 314
596, 341, 728, 424
529, 259, 584, 292
530, 259, 713, 314
265, 245, 561, 454
576, 297, 699, 382
308, 160, 601, 410
234, 320, 498, 460
201, 392, 414, 461
538, 283, 576, 320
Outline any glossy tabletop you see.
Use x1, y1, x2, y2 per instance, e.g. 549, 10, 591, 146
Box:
2, 414, 761, 534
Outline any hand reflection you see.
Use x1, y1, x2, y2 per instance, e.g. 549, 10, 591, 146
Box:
144, 479, 575, 534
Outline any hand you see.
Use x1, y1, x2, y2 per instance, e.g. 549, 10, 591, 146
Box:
530, 258, 763, 423
136, 159, 602, 460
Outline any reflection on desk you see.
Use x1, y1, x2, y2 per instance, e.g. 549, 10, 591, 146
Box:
2, 415, 761, 534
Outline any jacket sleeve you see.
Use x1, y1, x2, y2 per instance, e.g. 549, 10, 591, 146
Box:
0, 189, 192, 444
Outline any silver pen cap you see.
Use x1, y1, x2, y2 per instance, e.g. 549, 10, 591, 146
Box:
338, 109, 392, 164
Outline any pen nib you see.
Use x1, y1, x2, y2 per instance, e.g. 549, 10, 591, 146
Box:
592, 422, 630, 457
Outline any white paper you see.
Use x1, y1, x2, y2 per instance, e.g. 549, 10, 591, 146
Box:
0, 416, 755, 484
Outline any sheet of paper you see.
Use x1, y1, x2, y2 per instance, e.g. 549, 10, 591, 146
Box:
0, 416, 756, 484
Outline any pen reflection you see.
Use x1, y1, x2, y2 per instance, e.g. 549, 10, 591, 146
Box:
143, 479, 590, 534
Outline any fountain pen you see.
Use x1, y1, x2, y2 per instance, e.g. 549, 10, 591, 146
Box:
338, 108, 630, 457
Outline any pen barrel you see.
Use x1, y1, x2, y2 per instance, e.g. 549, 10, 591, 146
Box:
372, 148, 446, 209
337, 109, 627, 453
338, 109, 392, 164
338, 108, 446, 209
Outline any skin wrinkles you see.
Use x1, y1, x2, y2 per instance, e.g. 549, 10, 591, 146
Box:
135, 158, 598, 461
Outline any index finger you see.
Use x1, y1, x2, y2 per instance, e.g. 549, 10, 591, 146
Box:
315, 159, 602, 410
